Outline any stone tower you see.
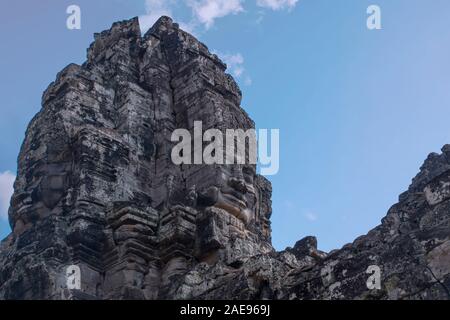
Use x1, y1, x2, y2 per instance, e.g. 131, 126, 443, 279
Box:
0, 17, 273, 299
0, 17, 449, 300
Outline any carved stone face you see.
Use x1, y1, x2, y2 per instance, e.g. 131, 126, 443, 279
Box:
40, 174, 67, 209
196, 164, 258, 225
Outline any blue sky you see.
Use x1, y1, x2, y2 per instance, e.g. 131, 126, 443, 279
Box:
1, 0, 450, 252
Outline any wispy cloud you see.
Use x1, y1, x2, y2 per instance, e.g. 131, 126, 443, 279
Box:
213, 51, 252, 85
283, 199, 295, 210
304, 211, 318, 222
256, 0, 299, 11
218, 52, 244, 77
255, 10, 266, 24
139, 0, 243, 33
283, 200, 318, 222
187, 0, 244, 29
139, 0, 174, 34
139, 0, 298, 34
0, 171, 15, 221
139, 0, 297, 83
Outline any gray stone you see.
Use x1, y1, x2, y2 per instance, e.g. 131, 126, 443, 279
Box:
0, 16, 449, 300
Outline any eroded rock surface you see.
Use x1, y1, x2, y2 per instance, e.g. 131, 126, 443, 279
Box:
0, 17, 449, 300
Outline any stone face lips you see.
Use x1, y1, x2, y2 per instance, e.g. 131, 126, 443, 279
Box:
0, 16, 449, 300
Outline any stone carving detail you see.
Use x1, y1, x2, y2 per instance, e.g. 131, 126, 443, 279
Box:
0, 16, 449, 300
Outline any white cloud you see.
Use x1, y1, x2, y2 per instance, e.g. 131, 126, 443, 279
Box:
139, 0, 174, 33
255, 10, 266, 24
187, 0, 244, 29
139, 0, 297, 34
220, 52, 244, 76
214, 51, 251, 85
139, 2, 259, 83
0, 171, 15, 221
256, 0, 298, 11
139, 0, 244, 33
304, 211, 318, 222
